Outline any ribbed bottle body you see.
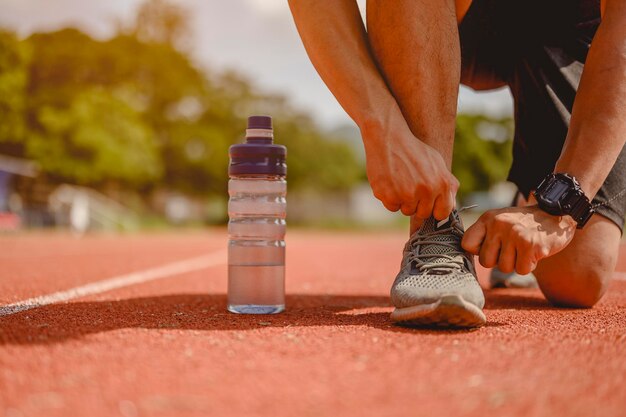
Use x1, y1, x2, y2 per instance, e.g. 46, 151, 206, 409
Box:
227, 175, 286, 314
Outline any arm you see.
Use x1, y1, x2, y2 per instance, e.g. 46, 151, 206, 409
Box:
287, 0, 459, 220
554, 0, 626, 196
462, 0, 626, 274
288, 1, 391, 133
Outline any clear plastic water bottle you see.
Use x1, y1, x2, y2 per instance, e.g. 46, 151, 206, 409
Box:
227, 115, 287, 314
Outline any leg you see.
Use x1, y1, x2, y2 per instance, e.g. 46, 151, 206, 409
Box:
534, 215, 620, 308
366, 0, 460, 167
366, 1, 460, 233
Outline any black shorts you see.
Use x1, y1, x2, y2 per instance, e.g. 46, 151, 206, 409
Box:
459, 0, 626, 232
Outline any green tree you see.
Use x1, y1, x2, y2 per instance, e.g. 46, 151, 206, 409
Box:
2, 0, 364, 202
0, 30, 29, 149
27, 88, 161, 185
23, 28, 204, 187
453, 114, 514, 201
274, 117, 362, 192
133, 0, 190, 49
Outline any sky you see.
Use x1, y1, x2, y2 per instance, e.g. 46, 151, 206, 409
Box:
0, 0, 513, 128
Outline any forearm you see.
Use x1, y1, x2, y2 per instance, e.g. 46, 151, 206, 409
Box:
287, 0, 402, 134
555, 1, 626, 197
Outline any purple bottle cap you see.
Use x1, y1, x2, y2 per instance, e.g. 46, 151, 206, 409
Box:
229, 116, 287, 177
247, 115, 272, 130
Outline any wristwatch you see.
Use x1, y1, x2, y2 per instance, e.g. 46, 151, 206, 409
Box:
533, 173, 595, 229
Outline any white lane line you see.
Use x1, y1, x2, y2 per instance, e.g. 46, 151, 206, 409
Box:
613, 272, 626, 281
0, 249, 227, 317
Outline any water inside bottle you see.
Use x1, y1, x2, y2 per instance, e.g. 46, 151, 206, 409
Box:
227, 264, 285, 314
227, 241, 285, 314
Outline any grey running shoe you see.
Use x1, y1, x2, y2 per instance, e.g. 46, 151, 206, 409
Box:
490, 267, 538, 289
390, 210, 486, 328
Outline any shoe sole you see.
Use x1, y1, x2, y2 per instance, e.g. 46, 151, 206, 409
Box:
390, 294, 486, 328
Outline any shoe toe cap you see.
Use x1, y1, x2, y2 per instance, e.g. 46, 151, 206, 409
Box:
391, 273, 485, 309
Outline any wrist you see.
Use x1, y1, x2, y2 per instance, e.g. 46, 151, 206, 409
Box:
552, 164, 596, 198
560, 214, 578, 230
532, 205, 577, 230
356, 97, 404, 139
358, 105, 419, 156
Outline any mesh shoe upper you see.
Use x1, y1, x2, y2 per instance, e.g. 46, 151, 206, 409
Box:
391, 210, 485, 309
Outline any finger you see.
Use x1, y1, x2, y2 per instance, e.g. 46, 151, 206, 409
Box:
515, 242, 535, 275
450, 174, 460, 195
462, 220, 486, 254
432, 190, 455, 221
479, 235, 501, 268
497, 241, 516, 273
415, 196, 436, 219
382, 201, 401, 212
400, 202, 418, 216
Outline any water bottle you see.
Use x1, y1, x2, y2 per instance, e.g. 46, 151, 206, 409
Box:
227, 115, 287, 314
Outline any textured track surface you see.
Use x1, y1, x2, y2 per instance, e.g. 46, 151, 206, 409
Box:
1, 229, 625, 417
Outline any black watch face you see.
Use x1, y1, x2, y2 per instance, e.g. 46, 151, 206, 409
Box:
543, 178, 570, 204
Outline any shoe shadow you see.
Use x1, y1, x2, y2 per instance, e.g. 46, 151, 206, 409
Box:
0, 293, 505, 345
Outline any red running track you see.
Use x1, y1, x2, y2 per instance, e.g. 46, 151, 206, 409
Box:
0, 229, 625, 417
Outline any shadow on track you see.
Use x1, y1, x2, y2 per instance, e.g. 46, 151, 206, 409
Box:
483, 290, 558, 310
0, 291, 525, 345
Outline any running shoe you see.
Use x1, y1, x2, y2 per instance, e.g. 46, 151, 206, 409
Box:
390, 210, 486, 328
490, 267, 538, 289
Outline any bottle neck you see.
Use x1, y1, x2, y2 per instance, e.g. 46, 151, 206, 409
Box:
245, 128, 273, 144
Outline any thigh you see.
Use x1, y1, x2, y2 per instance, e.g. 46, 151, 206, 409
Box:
458, 0, 511, 90
506, 1, 602, 198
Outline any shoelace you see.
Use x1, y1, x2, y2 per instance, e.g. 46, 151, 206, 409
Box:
406, 223, 466, 274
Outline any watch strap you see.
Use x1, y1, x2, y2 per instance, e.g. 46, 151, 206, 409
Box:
568, 193, 595, 229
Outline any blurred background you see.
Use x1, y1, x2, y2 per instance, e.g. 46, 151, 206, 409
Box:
0, 0, 516, 233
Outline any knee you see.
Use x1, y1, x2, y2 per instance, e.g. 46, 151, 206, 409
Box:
537, 255, 615, 309
536, 215, 622, 308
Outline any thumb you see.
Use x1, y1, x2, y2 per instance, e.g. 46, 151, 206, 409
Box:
462, 220, 486, 255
